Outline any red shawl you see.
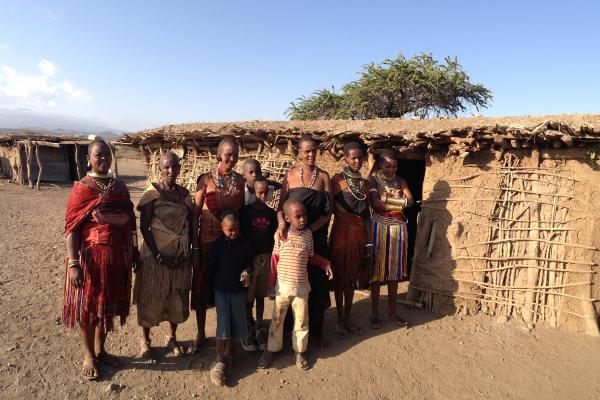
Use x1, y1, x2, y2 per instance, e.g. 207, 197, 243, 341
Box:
64, 178, 132, 235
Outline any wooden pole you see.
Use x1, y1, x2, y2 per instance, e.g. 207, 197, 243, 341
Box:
522, 202, 540, 324
26, 141, 33, 189
35, 144, 42, 190
109, 143, 119, 179
74, 143, 83, 180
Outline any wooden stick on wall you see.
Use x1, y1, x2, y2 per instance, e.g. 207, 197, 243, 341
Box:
35, 144, 42, 190
26, 141, 33, 189
74, 143, 82, 180
109, 143, 119, 179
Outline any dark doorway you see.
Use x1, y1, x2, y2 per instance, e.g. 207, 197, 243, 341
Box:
396, 158, 426, 278
65, 145, 79, 181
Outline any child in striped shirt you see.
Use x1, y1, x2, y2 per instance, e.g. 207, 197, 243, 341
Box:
257, 199, 332, 371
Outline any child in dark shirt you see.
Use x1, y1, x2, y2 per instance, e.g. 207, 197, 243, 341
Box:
240, 176, 278, 351
205, 210, 253, 386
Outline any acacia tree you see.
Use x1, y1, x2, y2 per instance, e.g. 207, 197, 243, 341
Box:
287, 54, 492, 120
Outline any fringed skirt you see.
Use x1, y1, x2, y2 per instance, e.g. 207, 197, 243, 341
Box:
62, 223, 132, 333
371, 214, 407, 283
329, 212, 370, 290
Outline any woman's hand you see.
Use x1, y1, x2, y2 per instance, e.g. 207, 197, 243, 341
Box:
325, 264, 333, 280
240, 271, 250, 287
69, 266, 84, 289
276, 223, 287, 241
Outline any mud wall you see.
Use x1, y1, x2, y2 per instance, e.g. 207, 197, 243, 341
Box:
409, 148, 600, 335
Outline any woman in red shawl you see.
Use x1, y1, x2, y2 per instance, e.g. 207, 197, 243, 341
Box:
63, 139, 137, 380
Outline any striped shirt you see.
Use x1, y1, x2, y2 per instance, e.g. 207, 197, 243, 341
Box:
271, 228, 329, 297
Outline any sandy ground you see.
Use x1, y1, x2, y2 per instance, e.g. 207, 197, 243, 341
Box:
1, 156, 600, 400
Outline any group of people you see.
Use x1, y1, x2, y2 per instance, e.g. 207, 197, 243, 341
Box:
62, 135, 414, 385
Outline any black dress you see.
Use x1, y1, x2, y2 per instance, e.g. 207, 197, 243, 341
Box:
288, 187, 331, 339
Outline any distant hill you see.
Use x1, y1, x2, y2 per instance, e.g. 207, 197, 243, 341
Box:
0, 108, 124, 139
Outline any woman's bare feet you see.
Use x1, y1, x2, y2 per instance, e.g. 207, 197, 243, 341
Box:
139, 340, 157, 364
81, 355, 99, 380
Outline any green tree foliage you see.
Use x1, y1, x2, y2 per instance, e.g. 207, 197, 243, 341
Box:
287, 54, 492, 120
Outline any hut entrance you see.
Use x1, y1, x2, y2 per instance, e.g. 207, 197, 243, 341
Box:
396, 158, 426, 278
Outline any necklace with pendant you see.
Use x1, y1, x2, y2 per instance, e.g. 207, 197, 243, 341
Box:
87, 174, 114, 193
299, 165, 317, 188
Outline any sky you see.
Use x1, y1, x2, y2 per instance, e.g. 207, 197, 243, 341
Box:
0, 0, 599, 131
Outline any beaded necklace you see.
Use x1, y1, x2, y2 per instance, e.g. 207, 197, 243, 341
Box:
375, 170, 398, 193
342, 166, 366, 201
299, 165, 318, 189
214, 165, 236, 196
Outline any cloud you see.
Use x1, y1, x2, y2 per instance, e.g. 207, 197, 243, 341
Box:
0, 59, 91, 109
0, 43, 9, 52
43, 10, 64, 22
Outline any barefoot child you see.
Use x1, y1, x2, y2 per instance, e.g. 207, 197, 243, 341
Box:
240, 176, 278, 351
205, 210, 253, 386
257, 199, 333, 371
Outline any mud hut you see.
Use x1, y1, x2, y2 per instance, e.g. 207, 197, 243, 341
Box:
0, 133, 92, 188
117, 114, 600, 335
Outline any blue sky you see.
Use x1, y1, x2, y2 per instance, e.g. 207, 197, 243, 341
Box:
0, 1, 598, 131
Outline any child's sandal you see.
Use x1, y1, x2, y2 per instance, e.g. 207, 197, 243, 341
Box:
295, 352, 310, 371
257, 351, 273, 369
210, 361, 226, 386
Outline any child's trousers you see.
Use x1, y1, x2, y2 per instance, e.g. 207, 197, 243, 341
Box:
267, 294, 309, 353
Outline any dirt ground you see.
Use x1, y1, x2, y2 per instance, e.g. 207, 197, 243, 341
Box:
1, 156, 600, 400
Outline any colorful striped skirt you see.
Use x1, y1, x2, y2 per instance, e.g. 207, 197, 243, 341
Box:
370, 214, 408, 283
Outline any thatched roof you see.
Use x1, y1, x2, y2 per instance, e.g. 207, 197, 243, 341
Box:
0, 132, 90, 147
116, 114, 600, 155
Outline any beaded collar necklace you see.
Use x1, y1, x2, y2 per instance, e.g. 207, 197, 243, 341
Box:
342, 166, 366, 201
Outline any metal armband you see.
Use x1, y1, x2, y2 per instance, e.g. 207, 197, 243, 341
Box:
384, 195, 408, 211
